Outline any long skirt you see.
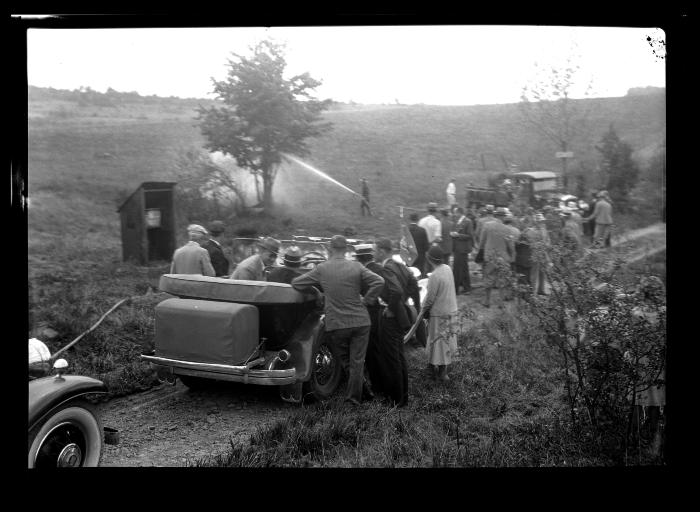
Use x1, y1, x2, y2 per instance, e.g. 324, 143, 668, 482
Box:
426, 314, 459, 366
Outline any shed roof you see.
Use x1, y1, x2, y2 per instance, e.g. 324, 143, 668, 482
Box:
117, 181, 177, 212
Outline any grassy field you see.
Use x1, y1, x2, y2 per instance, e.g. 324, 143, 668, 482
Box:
27, 87, 665, 403
193, 302, 661, 468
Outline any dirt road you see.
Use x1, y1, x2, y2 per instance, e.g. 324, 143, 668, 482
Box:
99, 380, 295, 467
99, 222, 665, 467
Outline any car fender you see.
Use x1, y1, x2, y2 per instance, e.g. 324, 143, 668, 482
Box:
28, 375, 107, 431
285, 311, 324, 382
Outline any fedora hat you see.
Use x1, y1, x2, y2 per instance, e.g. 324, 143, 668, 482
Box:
257, 237, 281, 254
329, 235, 349, 249
282, 246, 303, 267
208, 220, 225, 235
375, 238, 394, 252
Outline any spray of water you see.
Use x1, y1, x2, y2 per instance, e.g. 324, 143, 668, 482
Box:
282, 153, 359, 196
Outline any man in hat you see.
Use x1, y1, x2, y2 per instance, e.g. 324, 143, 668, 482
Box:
439, 208, 454, 265
450, 206, 474, 294
446, 178, 457, 211
474, 204, 496, 249
479, 207, 515, 308
200, 220, 230, 277
582, 190, 613, 248
374, 237, 421, 407
170, 224, 216, 276
418, 202, 442, 245
267, 246, 304, 284
359, 178, 372, 217
292, 235, 384, 406
354, 243, 404, 403
408, 212, 430, 277
230, 237, 280, 281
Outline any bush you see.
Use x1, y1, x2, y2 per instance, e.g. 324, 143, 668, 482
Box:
512, 240, 666, 458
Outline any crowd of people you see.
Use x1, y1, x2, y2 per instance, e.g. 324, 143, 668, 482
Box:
168, 188, 615, 408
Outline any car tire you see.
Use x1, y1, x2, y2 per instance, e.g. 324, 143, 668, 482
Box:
178, 374, 211, 390
304, 337, 344, 401
28, 399, 103, 468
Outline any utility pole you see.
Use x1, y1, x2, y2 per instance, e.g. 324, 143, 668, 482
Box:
555, 146, 574, 192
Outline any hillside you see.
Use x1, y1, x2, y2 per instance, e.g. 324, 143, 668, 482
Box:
27, 86, 665, 251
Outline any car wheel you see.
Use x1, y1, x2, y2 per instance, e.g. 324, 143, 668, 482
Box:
305, 338, 344, 401
28, 399, 103, 468
178, 374, 211, 390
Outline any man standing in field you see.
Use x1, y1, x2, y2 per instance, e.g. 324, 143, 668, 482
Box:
582, 190, 614, 249
479, 207, 515, 308
230, 237, 280, 281
409, 212, 430, 277
292, 235, 384, 406
201, 220, 230, 277
446, 178, 457, 211
439, 208, 454, 265
418, 202, 442, 246
451, 207, 474, 294
359, 177, 372, 217
170, 224, 216, 276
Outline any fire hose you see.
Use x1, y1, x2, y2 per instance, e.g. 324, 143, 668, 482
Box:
49, 296, 133, 362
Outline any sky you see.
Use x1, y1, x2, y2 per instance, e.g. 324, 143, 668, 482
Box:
25, 25, 666, 106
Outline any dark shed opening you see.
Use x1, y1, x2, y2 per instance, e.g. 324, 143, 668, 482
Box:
117, 182, 177, 264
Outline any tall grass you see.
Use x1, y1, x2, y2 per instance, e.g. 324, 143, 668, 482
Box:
193, 304, 656, 467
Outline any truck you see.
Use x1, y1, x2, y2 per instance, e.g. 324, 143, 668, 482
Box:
464, 171, 564, 210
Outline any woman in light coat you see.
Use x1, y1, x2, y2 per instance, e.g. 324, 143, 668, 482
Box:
420, 245, 459, 382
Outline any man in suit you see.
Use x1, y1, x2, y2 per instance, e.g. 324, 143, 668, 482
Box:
408, 212, 430, 277
359, 177, 372, 217
439, 208, 454, 265
267, 246, 304, 284
479, 207, 515, 308
374, 238, 417, 407
201, 220, 230, 277
292, 235, 384, 406
230, 237, 280, 281
450, 207, 474, 294
583, 190, 614, 249
170, 224, 216, 276
355, 243, 403, 403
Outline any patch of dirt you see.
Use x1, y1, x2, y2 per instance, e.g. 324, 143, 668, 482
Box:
99, 380, 296, 467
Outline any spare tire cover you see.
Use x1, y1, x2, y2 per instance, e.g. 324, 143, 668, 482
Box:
159, 274, 315, 304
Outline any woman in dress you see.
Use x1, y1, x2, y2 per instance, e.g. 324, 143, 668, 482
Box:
420, 245, 459, 382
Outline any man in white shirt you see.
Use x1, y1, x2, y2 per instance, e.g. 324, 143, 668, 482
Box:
418, 202, 442, 245
446, 179, 457, 211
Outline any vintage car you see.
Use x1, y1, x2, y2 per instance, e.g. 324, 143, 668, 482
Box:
141, 275, 342, 403
28, 354, 108, 468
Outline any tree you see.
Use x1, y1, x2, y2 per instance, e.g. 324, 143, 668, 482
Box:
596, 124, 640, 211
518, 52, 595, 191
197, 39, 333, 209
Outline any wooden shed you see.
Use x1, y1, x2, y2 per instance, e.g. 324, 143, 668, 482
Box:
117, 182, 177, 264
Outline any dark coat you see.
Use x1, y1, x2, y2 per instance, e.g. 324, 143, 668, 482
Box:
409, 223, 430, 274
452, 215, 474, 254
267, 265, 303, 284
201, 239, 230, 277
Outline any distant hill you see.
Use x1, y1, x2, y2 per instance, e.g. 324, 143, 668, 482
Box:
27, 85, 665, 247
